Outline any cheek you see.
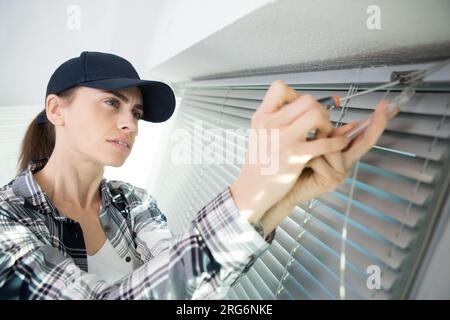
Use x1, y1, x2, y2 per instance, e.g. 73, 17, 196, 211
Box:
68, 121, 102, 152
66, 106, 109, 149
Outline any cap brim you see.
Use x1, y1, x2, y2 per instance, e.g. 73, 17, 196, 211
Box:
80, 78, 175, 123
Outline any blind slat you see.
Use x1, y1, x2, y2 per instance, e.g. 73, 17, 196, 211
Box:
285, 211, 400, 290
317, 193, 414, 249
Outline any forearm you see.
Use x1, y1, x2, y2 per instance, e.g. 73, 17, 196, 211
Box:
259, 197, 294, 239
231, 179, 308, 240
259, 187, 316, 239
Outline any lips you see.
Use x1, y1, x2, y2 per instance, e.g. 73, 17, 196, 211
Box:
107, 139, 131, 152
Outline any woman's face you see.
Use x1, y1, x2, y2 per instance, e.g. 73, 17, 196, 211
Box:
56, 86, 144, 167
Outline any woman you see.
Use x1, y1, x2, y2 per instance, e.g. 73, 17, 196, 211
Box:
0, 51, 398, 299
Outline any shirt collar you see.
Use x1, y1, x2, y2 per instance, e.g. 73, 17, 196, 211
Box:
12, 157, 113, 221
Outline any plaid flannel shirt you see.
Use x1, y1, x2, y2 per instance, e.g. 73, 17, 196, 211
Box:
0, 158, 276, 299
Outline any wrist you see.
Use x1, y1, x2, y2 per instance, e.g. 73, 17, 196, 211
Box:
283, 185, 315, 209
270, 196, 296, 216
260, 197, 295, 237
230, 179, 268, 223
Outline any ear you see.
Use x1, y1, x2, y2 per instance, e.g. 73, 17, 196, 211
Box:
45, 94, 66, 126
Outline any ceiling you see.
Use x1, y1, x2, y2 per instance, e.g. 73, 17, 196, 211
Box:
149, 0, 450, 82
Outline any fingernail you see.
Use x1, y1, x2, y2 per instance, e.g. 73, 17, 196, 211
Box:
383, 102, 391, 115
388, 106, 400, 117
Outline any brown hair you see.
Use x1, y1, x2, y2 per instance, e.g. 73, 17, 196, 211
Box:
16, 87, 78, 175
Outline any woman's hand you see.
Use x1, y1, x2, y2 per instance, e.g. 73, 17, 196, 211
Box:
260, 100, 400, 236
230, 80, 351, 223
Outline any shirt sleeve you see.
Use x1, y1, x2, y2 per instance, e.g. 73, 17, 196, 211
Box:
0, 187, 276, 300
131, 187, 276, 299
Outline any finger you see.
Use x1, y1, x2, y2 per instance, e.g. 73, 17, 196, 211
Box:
305, 106, 330, 142
346, 100, 399, 149
323, 151, 346, 176
285, 107, 333, 140
297, 136, 351, 160
360, 100, 390, 146
271, 94, 329, 127
387, 105, 401, 119
259, 80, 301, 113
312, 154, 348, 189
330, 121, 359, 137
308, 157, 330, 176
307, 156, 335, 181
343, 100, 390, 167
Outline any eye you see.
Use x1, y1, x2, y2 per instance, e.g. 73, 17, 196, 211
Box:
133, 110, 143, 120
105, 98, 120, 108
106, 97, 143, 120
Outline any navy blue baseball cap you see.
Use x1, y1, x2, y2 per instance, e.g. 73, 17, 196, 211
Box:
38, 51, 175, 124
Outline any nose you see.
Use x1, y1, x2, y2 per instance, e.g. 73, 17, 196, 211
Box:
117, 112, 138, 133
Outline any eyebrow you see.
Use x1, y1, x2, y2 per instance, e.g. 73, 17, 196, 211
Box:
103, 89, 144, 113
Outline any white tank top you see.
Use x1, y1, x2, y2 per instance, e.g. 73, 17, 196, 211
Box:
87, 238, 137, 284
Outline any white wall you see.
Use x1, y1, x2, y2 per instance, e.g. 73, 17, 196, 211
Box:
0, 105, 43, 185
0, 0, 270, 188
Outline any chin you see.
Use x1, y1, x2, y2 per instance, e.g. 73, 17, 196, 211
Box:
101, 144, 132, 166
104, 156, 128, 167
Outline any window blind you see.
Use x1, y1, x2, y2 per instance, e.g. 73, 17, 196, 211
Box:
152, 62, 450, 300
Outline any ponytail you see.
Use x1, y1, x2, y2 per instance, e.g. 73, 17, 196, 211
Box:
16, 87, 78, 175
